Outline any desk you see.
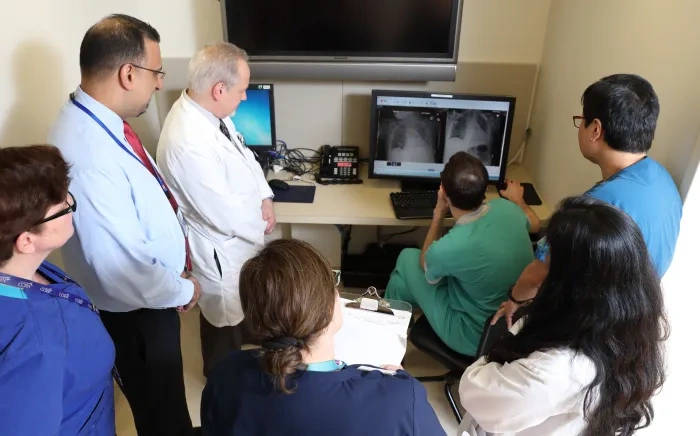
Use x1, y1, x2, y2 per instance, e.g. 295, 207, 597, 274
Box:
269, 163, 551, 226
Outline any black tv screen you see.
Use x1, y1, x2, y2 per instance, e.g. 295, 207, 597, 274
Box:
222, 0, 461, 60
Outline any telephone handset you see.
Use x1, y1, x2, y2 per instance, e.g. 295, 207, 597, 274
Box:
317, 145, 362, 185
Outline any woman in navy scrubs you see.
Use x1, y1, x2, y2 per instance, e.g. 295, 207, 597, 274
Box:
201, 239, 445, 435
0, 145, 116, 435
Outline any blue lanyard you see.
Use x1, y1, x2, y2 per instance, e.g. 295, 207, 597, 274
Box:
304, 360, 347, 372
69, 93, 171, 197
0, 263, 98, 314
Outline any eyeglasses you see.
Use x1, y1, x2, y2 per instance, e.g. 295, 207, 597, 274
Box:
36, 192, 77, 225
573, 116, 585, 128
332, 269, 342, 287
131, 64, 166, 78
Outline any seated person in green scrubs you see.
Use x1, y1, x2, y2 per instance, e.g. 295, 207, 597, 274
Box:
384, 152, 537, 356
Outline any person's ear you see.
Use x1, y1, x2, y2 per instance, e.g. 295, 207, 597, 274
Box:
211, 82, 226, 102
590, 118, 603, 142
14, 231, 37, 256
117, 64, 136, 91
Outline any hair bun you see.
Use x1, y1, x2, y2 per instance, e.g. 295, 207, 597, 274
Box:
261, 337, 302, 350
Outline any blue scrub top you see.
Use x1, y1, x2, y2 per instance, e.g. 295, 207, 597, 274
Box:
0, 261, 116, 435
536, 157, 681, 278
202, 350, 446, 435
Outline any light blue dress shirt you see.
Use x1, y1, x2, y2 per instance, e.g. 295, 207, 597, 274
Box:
48, 87, 194, 312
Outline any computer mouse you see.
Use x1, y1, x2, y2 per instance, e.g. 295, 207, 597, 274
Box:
268, 179, 290, 191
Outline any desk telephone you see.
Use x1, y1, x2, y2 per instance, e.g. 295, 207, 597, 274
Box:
317, 145, 362, 185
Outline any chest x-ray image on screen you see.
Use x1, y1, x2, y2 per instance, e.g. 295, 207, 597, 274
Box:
376, 108, 444, 163
369, 91, 515, 183
444, 109, 505, 166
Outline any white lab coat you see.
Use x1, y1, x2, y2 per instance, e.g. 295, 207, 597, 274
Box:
157, 92, 273, 327
457, 348, 597, 436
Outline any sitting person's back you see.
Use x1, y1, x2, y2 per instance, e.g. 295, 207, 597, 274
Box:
204, 350, 442, 435
385, 152, 535, 356
201, 239, 445, 436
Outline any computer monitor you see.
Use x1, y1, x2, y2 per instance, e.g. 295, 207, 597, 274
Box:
368, 90, 515, 188
230, 83, 276, 149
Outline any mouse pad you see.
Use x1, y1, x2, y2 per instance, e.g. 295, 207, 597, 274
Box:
271, 185, 316, 203
498, 182, 542, 206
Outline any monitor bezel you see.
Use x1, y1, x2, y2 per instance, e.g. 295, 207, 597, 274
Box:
368, 89, 516, 185
232, 83, 277, 151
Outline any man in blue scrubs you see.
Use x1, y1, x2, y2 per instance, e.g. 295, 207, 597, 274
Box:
498, 74, 682, 325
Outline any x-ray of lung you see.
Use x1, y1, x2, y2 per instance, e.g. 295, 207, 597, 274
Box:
375, 108, 443, 163
444, 110, 505, 166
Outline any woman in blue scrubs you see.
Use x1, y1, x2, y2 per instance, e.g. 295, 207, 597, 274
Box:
201, 239, 445, 435
0, 145, 116, 435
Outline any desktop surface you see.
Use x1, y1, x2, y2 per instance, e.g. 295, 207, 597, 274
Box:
268, 163, 550, 226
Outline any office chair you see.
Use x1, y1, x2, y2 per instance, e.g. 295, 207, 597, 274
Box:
409, 311, 516, 423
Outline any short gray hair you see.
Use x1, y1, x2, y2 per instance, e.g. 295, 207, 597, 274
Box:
188, 42, 249, 94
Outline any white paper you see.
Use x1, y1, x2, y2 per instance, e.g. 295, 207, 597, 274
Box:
334, 298, 412, 367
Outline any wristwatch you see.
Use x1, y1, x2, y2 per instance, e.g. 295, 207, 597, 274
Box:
508, 285, 534, 305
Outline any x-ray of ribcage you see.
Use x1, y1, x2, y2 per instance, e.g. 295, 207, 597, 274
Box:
444, 110, 500, 165
378, 110, 441, 163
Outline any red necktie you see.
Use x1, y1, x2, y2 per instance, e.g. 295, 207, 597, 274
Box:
124, 121, 192, 272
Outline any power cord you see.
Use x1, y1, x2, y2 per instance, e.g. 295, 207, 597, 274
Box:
268, 140, 321, 176
507, 128, 533, 166
378, 227, 420, 247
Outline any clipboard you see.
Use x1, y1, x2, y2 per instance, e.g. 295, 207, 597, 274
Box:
337, 289, 413, 366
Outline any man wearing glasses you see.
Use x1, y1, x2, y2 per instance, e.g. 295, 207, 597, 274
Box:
48, 14, 199, 436
496, 74, 682, 327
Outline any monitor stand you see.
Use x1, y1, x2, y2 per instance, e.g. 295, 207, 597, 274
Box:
252, 150, 271, 178
400, 179, 441, 192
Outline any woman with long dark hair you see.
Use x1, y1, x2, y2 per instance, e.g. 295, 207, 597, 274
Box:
458, 195, 668, 436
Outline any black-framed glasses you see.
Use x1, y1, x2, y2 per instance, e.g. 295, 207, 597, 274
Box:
131, 64, 166, 78
36, 192, 77, 225
573, 115, 585, 128
332, 269, 342, 287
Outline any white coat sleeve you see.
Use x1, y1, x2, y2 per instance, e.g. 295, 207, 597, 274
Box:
248, 150, 273, 200
458, 352, 593, 434
165, 145, 265, 244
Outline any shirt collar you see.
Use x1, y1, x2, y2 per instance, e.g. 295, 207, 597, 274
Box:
182, 89, 221, 129
455, 203, 489, 225
72, 86, 125, 138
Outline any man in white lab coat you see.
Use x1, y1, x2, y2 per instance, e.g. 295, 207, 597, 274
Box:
157, 42, 275, 376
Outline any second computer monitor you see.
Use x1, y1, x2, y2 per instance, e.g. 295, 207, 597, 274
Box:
230, 83, 276, 149
368, 90, 515, 184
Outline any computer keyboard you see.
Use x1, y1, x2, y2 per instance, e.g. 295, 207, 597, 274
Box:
390, 191, 453, 220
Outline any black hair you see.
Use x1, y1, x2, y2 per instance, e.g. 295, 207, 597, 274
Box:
79, 14, 160, 79
440, 151, 488, 210
581, 74, 660, 153
487, 196, 668, 436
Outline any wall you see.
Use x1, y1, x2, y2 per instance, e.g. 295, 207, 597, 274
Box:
524, 0, 700, 206
647, 132, 700, 434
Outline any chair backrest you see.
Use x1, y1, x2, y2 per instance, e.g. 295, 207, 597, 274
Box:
475, 309, 523, 358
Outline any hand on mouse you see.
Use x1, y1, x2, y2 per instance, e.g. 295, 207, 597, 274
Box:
499, 179, 525, 205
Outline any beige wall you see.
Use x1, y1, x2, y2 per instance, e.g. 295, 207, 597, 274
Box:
524, 0, 700, 207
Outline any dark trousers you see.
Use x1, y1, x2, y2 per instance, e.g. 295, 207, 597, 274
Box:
199, 313, 244, 377
101, 308, 194, 436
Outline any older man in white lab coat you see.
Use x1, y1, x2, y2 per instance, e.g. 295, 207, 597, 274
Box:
157, 42, 275, 376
